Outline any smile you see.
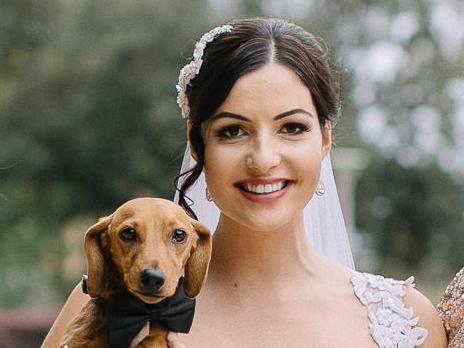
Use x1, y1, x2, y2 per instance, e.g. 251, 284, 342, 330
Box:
241, 181, 288, 194
234, 179, 292, 203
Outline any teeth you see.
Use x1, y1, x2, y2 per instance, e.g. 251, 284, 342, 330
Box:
244, 181, 286, 194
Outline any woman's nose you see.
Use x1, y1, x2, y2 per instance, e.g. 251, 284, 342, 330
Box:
246, 136, 281, 174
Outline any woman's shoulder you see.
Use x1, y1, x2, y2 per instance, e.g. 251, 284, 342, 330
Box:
402, 280, 447, 347
349, 270, 447, 348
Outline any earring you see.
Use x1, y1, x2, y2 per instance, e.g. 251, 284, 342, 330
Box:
315, 181, 325, 196
205, 187, 213, 202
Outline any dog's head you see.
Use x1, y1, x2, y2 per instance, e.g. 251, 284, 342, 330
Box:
83, 197, 212, 303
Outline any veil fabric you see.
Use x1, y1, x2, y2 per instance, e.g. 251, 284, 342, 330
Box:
174, 146, 355, 270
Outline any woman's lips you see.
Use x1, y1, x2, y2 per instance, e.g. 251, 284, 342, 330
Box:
234, 180, 292, 203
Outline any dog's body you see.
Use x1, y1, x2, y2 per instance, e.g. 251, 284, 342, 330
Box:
61, 198, 212, 348
62, 299, 107, 347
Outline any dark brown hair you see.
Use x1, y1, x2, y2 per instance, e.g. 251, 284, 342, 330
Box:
176, 17, 341, 219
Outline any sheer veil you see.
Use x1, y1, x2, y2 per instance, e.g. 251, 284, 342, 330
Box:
174, 146, 355, 270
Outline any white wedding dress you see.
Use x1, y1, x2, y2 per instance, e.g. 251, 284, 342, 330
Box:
350, 271, 428, 348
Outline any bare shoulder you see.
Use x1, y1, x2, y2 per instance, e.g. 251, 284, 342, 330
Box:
403, 285, 447, 348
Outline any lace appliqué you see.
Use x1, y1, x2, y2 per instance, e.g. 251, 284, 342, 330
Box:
350, 271, 428, 348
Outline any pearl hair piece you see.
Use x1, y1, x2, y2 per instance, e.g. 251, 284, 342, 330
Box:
176, 25, 233, 119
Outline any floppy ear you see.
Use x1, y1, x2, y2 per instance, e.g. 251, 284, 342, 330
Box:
84, 216, 112, 298
184, 220, 212, 298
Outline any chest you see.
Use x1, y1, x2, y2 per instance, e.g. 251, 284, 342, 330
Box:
183, 296, 378, 348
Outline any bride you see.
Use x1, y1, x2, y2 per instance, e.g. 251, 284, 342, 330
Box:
43, 17, 448, 347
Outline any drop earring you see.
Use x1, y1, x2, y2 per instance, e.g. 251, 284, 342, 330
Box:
205, 187, 213, 202
315, 181, 325, 196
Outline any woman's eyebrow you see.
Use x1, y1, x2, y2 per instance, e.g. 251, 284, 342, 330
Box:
210, 112, 251, 122
211, 108, 314, 122
273, 108, 314, 120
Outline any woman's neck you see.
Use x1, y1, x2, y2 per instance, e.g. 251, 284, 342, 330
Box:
207, 212, 324, 292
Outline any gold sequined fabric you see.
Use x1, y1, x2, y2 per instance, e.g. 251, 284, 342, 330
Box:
438, 267, 464, 348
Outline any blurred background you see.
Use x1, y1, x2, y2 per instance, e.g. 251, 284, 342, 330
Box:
0, 0, 463, 346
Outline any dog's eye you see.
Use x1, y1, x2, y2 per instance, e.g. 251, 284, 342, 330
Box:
119, 227, 137, 242
171, 229, 187, 244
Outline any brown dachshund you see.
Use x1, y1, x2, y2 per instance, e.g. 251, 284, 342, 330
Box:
61, 198, 212, 348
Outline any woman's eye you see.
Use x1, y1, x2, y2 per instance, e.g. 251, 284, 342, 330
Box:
119, 227, 137, 242
171, 229, 188, 244
280, 123, 309, 135
216, 125, 245, 139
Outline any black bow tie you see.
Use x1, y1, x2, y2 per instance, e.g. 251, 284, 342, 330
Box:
101, 278, 196, 348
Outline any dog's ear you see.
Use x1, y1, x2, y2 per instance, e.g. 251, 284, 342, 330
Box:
84, 215, 112, 298
184, 220, 212, 298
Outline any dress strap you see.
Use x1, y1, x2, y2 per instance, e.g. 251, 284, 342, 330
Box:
350, 271, 428, 348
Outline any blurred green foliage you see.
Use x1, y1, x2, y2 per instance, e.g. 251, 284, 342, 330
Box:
0, 0, 212, 307
0, 0, 463, 307
354, 155, 464, 303
356, 157, 464, 276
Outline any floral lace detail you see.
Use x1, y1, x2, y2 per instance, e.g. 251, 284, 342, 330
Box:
350, 271, 428, 348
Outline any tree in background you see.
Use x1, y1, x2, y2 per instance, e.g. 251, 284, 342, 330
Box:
0, 0, 213, 307
356, 158, 464, 289
0, 0, 463, 307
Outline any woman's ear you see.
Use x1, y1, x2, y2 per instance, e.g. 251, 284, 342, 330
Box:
186, 122, 198, 162
321, 121, 332, 158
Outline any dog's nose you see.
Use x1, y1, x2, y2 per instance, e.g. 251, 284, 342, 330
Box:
140, 268, 166, 291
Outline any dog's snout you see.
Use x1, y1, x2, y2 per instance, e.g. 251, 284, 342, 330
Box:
140, 268, 166, 291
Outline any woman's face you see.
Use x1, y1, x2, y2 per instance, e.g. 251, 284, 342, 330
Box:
198, 62, 331, 231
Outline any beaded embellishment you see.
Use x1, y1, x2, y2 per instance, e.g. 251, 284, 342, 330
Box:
350, 271, 428, 348
176, 25, 233, 119
437, 267, 464, 347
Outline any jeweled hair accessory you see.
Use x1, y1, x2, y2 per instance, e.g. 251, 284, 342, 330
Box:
176, 25, 233, 119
